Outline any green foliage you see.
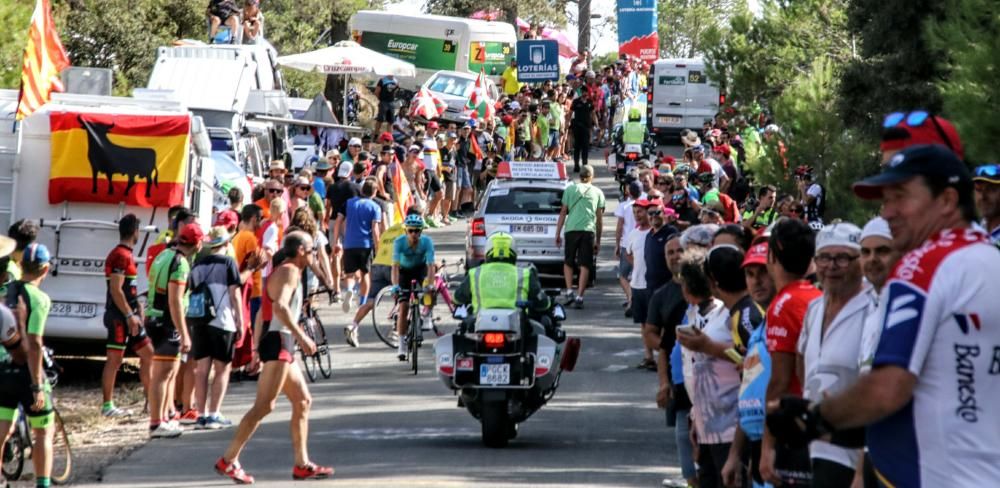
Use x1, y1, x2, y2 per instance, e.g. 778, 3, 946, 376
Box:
63, 0, 204, 96
657, 0, 743, 58
591, 52, 618, 71
0, 1, 34, 89
768, 58, 879, 222
838, 0, 948, 135
926, 0, 1000, 164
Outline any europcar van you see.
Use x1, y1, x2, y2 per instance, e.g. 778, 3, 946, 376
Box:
648, 58, 722, 139
350, 11, 517, 90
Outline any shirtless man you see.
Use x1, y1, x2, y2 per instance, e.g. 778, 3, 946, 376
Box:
215, 231, 334, 483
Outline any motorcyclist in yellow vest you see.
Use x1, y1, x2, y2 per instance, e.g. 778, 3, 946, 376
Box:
622, 108, 647, 146
454, 232, 550, 316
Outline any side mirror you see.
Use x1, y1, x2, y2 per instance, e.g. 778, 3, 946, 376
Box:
552, 304, 566, 322
453, 305, 469, 320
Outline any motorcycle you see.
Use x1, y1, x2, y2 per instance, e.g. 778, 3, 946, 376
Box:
433, 293, 580, 448
610, 125, 655, 196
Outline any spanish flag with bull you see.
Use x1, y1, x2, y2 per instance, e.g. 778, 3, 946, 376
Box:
48, 112, 190, 207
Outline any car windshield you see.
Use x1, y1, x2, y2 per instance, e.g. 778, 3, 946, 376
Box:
485, 188, 563, 214
427, 75, 474, 97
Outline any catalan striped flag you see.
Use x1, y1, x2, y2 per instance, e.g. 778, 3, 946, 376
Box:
16, 0, 70, 121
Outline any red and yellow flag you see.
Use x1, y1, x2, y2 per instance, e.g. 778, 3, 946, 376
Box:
16, 0, 70, 121
49, 112, 191, 207
389, 162, 414, 225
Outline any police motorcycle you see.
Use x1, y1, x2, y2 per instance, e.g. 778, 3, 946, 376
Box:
610, 108, 655, 194
434, 234, 580, 448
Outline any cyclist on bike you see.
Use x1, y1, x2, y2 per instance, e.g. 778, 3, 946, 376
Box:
454, 232, 553, 335
1, 242, 56, 488
391, 215, 437, 361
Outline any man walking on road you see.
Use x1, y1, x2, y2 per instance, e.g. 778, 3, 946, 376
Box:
216, 231, 333, 483
337, 179, 382, 343
556, 165, 605, 309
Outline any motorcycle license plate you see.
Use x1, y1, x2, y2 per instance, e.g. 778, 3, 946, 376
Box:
479, 363, 510, 385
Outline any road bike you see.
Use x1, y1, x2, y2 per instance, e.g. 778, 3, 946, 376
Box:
371, 259, 463, 349
297, 288, 333, 383
2, 348, 73, 484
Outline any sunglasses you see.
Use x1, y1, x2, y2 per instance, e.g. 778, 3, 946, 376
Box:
298, 185, 311, 191
882, 110, 956, 153
407, 228, 422, 234
646, 209, 663, 216
975, 165, 1000, 178
267, 188, 283, 194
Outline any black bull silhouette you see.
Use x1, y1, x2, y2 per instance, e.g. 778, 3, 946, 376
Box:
78, 116, 159, 198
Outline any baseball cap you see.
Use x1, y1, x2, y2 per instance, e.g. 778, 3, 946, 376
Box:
408, 144, 422, 153
973, 164, 1000, 184
427, 121, 439, 129
294, 176, 311, 187
509, 101, 521, 111
681, 224, 719, 249
880, 114, 964, 161
268, 160, 286, 172
178, 223, 206, 246
22, 243, 51, 266
214, 210, 239, 229
853, 144, 972, 200
466, 119, 477, 128
742, 242, 768, 268
348, 137, 362, 147
380, 144, 394, 154
634, 198, 655, 208
336, 160, 352, 178
816, 222, 862, 252
379, 132, 394, 142
325, 149, 340, 159
860, 217, 892, 242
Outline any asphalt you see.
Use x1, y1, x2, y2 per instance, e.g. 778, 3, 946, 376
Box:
91, 146, 688, 488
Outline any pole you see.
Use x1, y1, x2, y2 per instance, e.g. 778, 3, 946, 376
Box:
342, 74, 349, 124
578, 0, 592, 60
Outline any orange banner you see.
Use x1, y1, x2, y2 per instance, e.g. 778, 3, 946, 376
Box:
48, 112, 190, 207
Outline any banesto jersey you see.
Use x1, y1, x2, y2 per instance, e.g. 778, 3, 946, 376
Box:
868, 227, 1000, 487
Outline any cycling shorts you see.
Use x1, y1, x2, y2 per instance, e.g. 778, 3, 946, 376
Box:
0, 364, 54, 429
258, 327, 294, 364
343, 248, 373, 274
145, 317, 181, 361
397, 265, 428, 302
104, 313, 152, 354
192, 326, 235, 363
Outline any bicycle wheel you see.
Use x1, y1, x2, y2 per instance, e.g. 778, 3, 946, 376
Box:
371, 287, 399, 348
410, 304, 420, 375
314, 314, 333, 379
299, 319, 319, 383
51, 409, 72, 485
1, 431, 25, 481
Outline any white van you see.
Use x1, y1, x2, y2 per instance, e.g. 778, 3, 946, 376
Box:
0, 90, 218, 350
649, 58, 721, 139
423, 70, 500, 124
350, 11, 517, 90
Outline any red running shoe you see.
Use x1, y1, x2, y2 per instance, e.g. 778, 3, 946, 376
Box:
214, 457, 255, 485
178, 409, 200, 425
292, 463, 334, 480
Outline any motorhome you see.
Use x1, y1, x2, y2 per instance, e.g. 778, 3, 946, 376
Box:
0, 90, 218, 350
648, 58, 722, 139
350, 11, 517, 90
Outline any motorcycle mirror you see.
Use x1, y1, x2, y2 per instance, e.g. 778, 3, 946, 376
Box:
552, 304, 566, 322
453, 305, 469, 320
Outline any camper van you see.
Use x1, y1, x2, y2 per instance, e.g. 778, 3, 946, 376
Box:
0, 90, 218, 350
350, 11, 517, 90
648, 58, 722, 139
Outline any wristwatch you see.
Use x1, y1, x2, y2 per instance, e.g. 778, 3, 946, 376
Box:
31, 383, 44, 393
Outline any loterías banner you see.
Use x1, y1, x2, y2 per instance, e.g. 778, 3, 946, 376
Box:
48, 112, 190, 207
616, 0, 659, 62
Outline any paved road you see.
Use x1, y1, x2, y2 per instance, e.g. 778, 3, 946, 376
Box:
93, 147, 686, 487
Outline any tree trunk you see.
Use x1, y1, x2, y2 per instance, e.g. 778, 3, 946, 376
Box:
578, 0, 591, 55
324, 4, 352, 122
502, 4, 518, 30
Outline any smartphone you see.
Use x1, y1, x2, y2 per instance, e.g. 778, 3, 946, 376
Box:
676, 325, 697, 336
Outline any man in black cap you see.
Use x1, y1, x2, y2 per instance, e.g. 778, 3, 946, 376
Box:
973, 163, 1000, 246
765, 144, 1000, 488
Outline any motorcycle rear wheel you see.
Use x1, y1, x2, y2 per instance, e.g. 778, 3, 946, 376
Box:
481, 401, 510, 448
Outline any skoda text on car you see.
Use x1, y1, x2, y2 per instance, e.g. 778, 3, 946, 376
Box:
466, 161, 568, 277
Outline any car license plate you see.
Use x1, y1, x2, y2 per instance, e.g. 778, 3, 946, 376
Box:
658, 116, 682, 124
50, 301, 98, 318
512, 224, 546, 234
479, 363, 510, 385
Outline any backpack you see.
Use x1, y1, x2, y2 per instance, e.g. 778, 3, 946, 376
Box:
186, 261, 220, 324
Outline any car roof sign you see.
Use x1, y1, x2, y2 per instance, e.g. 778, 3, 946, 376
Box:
496, 161, 567, 180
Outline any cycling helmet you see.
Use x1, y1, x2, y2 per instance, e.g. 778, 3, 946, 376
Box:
404, 214, 425, 229
485, 232, 517, 263
628, 108, 641, 121
0, 304, 17, 346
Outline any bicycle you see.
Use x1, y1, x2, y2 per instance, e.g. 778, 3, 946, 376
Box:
2, 348, 72, 485
371, 259, 463, 349
297, 288, 334, 383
